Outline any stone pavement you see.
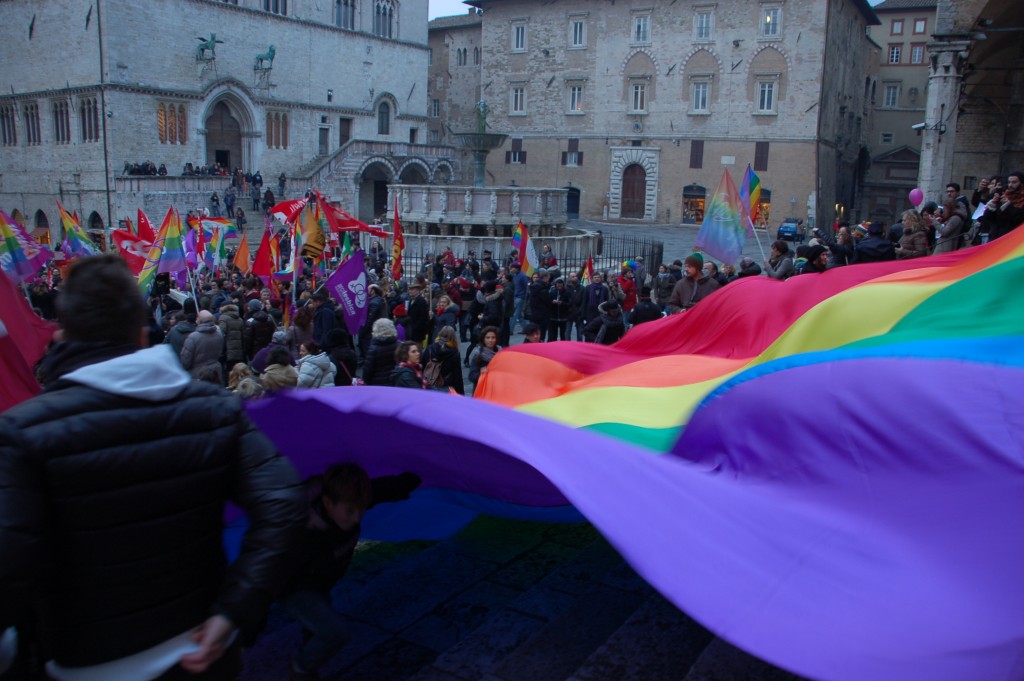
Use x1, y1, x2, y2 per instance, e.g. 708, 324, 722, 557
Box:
240, 517, 808, 681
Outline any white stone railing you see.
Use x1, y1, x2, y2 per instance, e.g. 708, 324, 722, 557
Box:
389, 184, 569, 229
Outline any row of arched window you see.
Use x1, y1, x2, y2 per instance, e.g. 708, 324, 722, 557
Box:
157, 103, 188, 145
267, 111, 289, 149
454, 47, 480, 66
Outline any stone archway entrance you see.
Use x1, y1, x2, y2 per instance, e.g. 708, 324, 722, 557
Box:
609, 147, 660, 220
621, 165, 646, 218
358, 162, 394, 223
206, 101, 243, 171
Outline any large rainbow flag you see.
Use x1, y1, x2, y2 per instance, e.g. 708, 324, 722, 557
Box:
249, 230, 1024, 681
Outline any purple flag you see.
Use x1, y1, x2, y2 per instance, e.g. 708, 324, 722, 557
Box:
325, 248, 368, 336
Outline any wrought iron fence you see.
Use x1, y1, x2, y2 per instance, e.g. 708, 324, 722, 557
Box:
555, 233, 664, 282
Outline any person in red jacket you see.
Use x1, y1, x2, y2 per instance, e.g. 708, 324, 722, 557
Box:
616, 267, 638, 311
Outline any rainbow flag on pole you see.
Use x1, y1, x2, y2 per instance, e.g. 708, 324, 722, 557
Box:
157, 209, 187, 274
511, 220, 538, 276
694, 169, 746, 265
738, 163, 762, 234
137, 207, 186, 295
57, 202, 98, 258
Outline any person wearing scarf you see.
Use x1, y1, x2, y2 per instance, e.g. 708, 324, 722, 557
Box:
391, 341, 430, 389
582, 300, 626, 345
984, 171, 1024, 242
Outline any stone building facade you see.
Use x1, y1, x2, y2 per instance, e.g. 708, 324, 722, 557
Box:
435, 0, 880, 230
862, 0, 936, 225
427, 11, 484, 146
0, 0, 460, 242
916, 0, 1024, 206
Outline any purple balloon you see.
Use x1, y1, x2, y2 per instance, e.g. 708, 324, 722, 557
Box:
909, 187, 924, 207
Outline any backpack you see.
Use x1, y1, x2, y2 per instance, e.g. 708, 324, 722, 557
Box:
422, 358, 445, 388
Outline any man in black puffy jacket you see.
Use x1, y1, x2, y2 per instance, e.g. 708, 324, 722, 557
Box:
0, 255, 305, 680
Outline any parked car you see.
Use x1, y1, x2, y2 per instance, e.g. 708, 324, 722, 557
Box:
776, 218, 806, 243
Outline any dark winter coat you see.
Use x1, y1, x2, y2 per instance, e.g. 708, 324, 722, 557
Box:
244, 310, 276, 359
163, 320, 195, 359
423, 341, 465, 395
282, 474, 420, 595
582, 303, 627, 344
0, 342, 304, 667
527, 279, 552, 322
180, 321, 225, 378
363, 335, 399, 386
406, 295, 431, 345
218, 305, 246, 362
627, 300, 663, 326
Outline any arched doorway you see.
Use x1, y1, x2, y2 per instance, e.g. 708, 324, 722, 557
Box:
621, 164, 646, 218
9, 209, 24, 227
358, 161, 394, 223
35, 209, 55, 242
682, 184, 706, 224
88, 211, 106, 250
206, 101, 242, 171
564, 186, 581, 219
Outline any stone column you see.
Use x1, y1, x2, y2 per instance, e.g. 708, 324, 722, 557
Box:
918, 39, 971, 202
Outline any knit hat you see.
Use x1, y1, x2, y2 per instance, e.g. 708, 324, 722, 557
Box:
640, 286, 652, 299
806, 245, 827, 263
272, 330, 288, 344
684, 254, 704, 269
602, 300, 621, 313
853, 223, 869, 237
248, 299, 263, 312
867, 221, 885, 235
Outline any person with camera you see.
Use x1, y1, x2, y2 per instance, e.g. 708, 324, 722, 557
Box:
982, 171, 1024, 243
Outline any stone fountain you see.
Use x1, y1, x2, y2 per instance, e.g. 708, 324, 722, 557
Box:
387, 100, 591, 263
453, 101, 508, 188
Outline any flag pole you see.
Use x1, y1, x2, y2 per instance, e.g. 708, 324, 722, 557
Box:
749, 218, 768, 263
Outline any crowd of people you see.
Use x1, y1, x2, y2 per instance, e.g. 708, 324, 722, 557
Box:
4, 170, 1021, 678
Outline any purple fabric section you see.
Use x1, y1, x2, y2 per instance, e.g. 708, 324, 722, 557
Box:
248, 360, 1024, 681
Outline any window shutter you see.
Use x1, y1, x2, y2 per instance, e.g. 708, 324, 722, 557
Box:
520, 152, 527, 163
754, 142, 769, 171
577, 152, 583, 164
689, 140, 704, 169
561, 151, 568, 165
505, 151, 512, 164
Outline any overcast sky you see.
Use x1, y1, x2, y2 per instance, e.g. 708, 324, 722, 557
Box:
430, 0, 885, 21
430, 0, 472, 20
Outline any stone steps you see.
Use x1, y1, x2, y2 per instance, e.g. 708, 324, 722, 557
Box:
238, 515, 807, 681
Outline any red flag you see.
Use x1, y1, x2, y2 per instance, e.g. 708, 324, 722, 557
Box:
390, 197, 404, 282
270, 198, 308, 224
0, 270, 55, 411
111, 229, 153, 274
137, 209, 157, 242
252, 227, 275, 283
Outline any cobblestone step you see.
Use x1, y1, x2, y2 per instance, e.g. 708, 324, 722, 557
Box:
682, 637, 810, 681
568, 592, 716, 681
239, 514, 807, 681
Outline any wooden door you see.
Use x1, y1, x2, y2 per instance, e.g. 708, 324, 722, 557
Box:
621, 164, 646, 218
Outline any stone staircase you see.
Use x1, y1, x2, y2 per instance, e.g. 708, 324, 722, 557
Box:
239, 516, 809, 681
